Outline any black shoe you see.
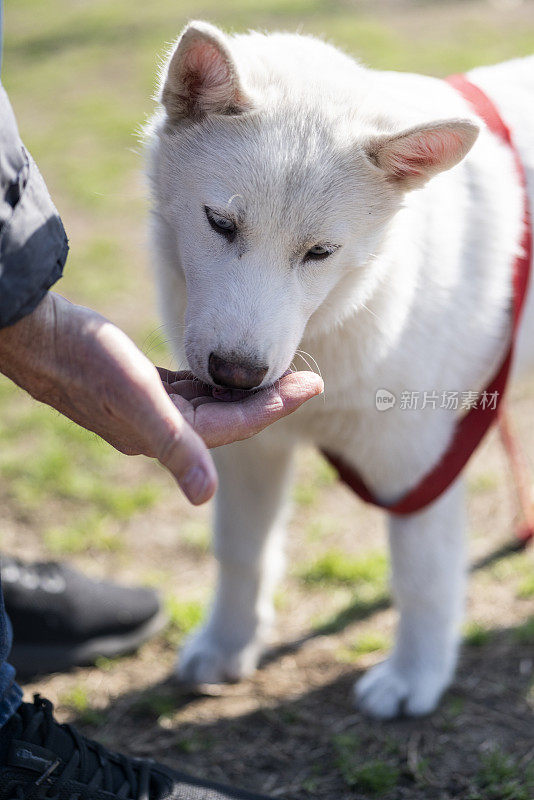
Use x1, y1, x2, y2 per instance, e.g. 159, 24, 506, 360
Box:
0, 695, 273, 800
1, 558, 166, 677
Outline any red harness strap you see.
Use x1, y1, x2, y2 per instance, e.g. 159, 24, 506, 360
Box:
324, 74, 532, 521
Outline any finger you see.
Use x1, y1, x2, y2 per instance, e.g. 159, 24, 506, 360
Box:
211, 386, 252, 402
160, 414, 218, 505
167, 379, 214, 401
136, 379, 218, 504
156, 367, 196, 384
191, 370, 323, 447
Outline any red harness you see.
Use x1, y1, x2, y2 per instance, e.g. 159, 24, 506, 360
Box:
324, 74, 533, 539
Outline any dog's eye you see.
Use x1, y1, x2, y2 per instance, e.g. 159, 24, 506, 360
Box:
304, 244, 338, 262
205, 206, 237, 242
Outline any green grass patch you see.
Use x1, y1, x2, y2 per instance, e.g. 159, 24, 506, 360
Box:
0, 399, 159, 520
314, 458, 338, 488
61, 685, 105, 726
305, 516, 338, 542
141, 569, 173, 588
274, 588, 289, 611
44, 515, 123, 555
133, 691, 178, 722
468, 472, 499, 494
463, 621, 493, 647
293, 455, 338, 507
175, 734, 212, 753
293, 481, 319, 508
489, 552, 533, 582
89, 483, 160, 519
64, 236, 131, 304
94, 655, 126, 672
333, 734, 400, 795
445, 695, 465, 718
164, 596, 205, 646
513, 616, 534, 645
180, 520, 211, 555
299, 549, 388, 589
338, 631, 390, 662
473, 749, 534, 800
301, 776, 319, 794
517, 574, 534, 599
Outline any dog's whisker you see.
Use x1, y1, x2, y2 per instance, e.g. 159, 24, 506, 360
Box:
295, 349, 326, 403
359, 301, 384, 325
305, 351, 326, 403
294, 350, 314, 373
296, 349, 323, 381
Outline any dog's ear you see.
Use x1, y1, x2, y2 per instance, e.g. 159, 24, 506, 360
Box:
161, 21, 252, 123
364, 119, 479, 190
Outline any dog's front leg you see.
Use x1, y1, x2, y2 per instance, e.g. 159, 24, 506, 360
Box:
356, 478, 466, 718
177, 434, 294, 684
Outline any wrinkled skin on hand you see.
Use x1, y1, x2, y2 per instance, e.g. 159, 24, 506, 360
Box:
0, 293, 323, 504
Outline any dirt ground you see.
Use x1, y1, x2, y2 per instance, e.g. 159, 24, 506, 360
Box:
2, 376, 531, 799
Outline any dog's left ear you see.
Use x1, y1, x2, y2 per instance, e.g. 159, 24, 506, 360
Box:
365, 119, 479, 190
161, 21, 253, 124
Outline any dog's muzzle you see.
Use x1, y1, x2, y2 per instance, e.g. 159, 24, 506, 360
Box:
208, 352, 268, 390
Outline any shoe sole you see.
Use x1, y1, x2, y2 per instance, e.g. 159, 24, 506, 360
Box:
160, 768, 287, 800
10, 609, 167, 678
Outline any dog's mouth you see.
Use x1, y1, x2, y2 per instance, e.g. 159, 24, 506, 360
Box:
211, 384, 261, 400
199, 368, 292, 401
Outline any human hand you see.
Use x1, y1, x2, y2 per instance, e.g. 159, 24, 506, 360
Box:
157, 368, 322, 448
0, 293, 323, 504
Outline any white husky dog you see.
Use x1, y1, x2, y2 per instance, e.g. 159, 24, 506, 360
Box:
146, 22, 534, 719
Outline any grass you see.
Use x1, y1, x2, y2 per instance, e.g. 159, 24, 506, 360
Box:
135, 692, 177, 720
513, 615, 534, 645
60, 685, 105, 726
44, 515, 123, 555
337, 631, 391, 662
468, 472, 499, 494
305, 516, 338, 542
2, 0, 534, 560
517, 574, 534, 599
293, 456, 338, 507
164, 596, 205, 646
0, 378, 160, 517
463, 621, 493, 647
445, 696, 465, 718
175, 733, 212, 753
333, 734, 400, 795
489, 551, 533, 582
94, 655, 126, 672
472, 749, 534, 800
299, 549, 388, 590
180, 520, 211, 555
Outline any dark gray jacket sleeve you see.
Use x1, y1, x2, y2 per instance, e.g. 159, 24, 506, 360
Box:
0, 83, 68, 328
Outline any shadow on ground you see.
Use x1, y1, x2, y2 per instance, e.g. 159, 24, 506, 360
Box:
64, 621, 533, 800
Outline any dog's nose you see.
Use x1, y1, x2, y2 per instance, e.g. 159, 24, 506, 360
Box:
208, 352, 268, 390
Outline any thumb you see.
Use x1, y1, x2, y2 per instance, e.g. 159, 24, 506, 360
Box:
145, 389, 218, 505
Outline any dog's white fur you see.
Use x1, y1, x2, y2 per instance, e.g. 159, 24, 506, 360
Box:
146, 23, 534, 719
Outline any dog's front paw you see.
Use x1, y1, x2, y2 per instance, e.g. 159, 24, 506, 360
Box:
354, 659, 451, 719
175, 626, 264, 685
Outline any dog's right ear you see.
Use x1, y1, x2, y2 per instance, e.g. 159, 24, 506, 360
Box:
160, 21, 253, 124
